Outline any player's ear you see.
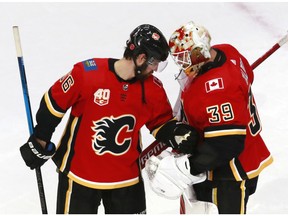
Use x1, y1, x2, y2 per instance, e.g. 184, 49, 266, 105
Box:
136, 53, 147, 65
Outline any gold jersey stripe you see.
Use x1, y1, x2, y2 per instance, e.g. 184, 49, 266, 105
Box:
246, 155, 273, 179
44, 91, 65, 118
212, 187, 217, 206
60, 117, 78, 172
205, 128, 246, 138
67, 172, 139, 190
230, 158, 243, 181
240, 180, 246, 214
64, 178, 73, 214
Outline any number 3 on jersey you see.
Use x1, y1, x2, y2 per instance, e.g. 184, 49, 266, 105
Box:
206, 102, 234, 123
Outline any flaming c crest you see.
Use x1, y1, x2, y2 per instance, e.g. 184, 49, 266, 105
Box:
91, 115, 135, 155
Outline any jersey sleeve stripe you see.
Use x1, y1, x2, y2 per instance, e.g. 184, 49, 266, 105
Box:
44, 91, 65, 118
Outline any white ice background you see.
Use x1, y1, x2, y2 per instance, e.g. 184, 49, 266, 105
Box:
1, 2, 288, 214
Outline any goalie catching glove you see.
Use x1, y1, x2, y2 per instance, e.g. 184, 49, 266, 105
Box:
20, 134, 56, 170
145, 150, 206, 200
155, 120, 199, 154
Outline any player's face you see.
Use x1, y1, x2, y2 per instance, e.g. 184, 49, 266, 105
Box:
143, 59, 167, 77
135, 63, 157, 80
147, 60, 160, 72
147, 58, 168, 73
136, 54, 168, 79
140, 65, 154, 79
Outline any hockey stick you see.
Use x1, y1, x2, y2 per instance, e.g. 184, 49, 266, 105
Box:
251, 32, 288, 69
140, 31, 288, 169
13, 26, 48, 214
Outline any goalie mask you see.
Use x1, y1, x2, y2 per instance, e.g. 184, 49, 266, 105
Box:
169, 21, 211, 88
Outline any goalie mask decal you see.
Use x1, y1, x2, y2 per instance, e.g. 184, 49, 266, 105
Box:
91, 115, 135, 155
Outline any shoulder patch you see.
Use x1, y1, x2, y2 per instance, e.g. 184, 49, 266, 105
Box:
82, 59, 97, 71
205, 77, 224, 93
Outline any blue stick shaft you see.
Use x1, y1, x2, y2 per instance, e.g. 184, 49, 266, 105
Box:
17, 56, 34, 134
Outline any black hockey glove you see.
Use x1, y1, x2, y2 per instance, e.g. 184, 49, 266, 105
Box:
173, 124, 199, 154
20, 134, 56, 170
156, 120, 199, 154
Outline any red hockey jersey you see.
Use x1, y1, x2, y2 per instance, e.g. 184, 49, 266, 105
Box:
35, 58, 173, 189
181, 44, 273, 181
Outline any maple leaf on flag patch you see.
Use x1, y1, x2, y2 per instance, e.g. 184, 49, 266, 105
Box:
205, 78, 224, 93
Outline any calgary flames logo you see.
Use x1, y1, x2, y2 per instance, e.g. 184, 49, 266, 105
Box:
91, 115, 135, 155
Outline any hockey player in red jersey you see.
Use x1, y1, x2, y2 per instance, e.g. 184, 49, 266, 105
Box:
145, 21, 273, 214
19, 24, 201, 214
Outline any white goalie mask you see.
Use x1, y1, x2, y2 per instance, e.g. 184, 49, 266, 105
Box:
169, 21, 212, 89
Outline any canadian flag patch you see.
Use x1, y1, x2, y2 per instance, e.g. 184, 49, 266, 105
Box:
205, 78, 224, 93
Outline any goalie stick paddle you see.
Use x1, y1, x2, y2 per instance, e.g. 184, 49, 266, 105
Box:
13, 26, 48, 214
140, 31, 288, 170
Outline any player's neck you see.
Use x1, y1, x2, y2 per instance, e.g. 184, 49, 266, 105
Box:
208, 48, 217, 62
114, 58, 135, 80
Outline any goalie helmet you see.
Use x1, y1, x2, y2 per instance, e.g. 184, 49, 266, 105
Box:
126, 24, 170, 62
169, 21, 212, 77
